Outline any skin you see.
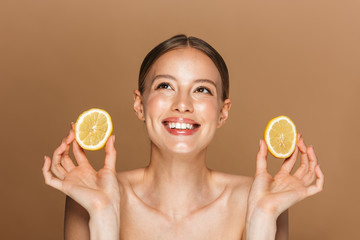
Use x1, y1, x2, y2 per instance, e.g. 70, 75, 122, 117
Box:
42, 47, 324, 240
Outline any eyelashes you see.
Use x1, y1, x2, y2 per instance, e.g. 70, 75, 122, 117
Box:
155, 82, 213, 95
155, 82, 173, 90
195, 87, 213, 95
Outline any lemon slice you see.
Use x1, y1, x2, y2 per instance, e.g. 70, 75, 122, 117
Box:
75, 108, 113, 150
264, 115, 297, 158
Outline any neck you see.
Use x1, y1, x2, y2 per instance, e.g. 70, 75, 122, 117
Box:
140, 144, 214, 220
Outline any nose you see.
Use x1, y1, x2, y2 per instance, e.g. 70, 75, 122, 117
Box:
171, 92, 194, 113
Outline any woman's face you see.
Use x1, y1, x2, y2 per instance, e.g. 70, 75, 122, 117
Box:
134, 47, 231, 155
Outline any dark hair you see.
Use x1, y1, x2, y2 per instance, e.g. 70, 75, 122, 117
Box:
138, 34, 229, 100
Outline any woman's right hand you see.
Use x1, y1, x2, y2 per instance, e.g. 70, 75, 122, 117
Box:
42, 125, 120, 217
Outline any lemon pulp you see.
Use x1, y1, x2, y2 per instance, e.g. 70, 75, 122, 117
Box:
75, 108, 113, 150
264, 116, 297, 158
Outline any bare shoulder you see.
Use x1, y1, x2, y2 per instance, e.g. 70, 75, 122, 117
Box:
116, 168, 146, 189
211, 171, 254, 204
211, 171, 253, 190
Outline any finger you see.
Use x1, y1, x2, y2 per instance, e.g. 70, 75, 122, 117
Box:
302, 146, 318, 185
293, 137, 309, 179
104, 135, 117, 170
61, 128, 76, 172
72, 139, 89, 166
43, 156, 64, 191
61, 155, 76, 172
306, 165, 324, 196
279, 133, 301, 173
256, 139, 268, 175
280, 148, 298, 174
51, 130, 73, 179
307, 145, 318, 173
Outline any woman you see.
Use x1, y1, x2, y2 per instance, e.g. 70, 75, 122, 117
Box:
42, 34, 324, 240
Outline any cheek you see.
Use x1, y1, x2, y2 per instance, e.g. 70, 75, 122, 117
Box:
196, 99, 221, 122
144, 94, 170, 118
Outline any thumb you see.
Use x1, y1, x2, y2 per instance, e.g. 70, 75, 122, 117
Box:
104, 135, 117, 170
256, 139, 268, 175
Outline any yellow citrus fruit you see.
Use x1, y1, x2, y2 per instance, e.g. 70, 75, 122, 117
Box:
75, 108, 113, 150
264, 115, 297, 158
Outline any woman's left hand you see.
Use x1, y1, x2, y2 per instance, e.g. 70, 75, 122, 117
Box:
247, 134, 324, 221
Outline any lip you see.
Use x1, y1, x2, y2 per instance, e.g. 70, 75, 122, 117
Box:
162, 117, 201, 136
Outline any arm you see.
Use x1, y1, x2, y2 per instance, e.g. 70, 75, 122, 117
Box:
245, 135, 324, 240
275, 210, 288, 240
64, 187, 120, 240
245, 207, 288, 240
243, 205, 289, 240
64, 196, 90, 240
64, 191, 121, 240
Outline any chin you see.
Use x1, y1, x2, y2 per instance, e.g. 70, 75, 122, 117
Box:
165, 141, 206, 155
171, 143, 195, 153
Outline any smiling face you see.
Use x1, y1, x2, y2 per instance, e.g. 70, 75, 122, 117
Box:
134, 47, 231, 155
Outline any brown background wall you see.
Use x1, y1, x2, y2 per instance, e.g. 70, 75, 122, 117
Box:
1, 0, 359, 239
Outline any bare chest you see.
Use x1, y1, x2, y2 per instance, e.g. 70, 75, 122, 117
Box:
119, 192, 245, 240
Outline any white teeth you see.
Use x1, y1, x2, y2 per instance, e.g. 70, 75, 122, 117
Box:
167, 122, 195, 130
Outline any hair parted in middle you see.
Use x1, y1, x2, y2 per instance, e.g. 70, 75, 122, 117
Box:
138, 34, 229, 101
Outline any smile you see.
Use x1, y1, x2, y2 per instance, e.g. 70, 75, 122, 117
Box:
162, 118, 201, 136
166, 122, 196, 130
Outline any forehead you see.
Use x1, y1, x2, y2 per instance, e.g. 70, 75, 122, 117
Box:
146, 47, 221, 83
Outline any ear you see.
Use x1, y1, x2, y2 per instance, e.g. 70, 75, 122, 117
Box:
217, 98, 231, 128
133, 89, 145, 121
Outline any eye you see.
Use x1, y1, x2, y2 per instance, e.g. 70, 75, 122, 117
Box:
195, 87, 213, 95
156, 82, 173, 90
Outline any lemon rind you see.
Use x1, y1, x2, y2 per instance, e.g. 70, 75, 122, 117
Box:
74, 108, 113, 151
264, 115, 297, 159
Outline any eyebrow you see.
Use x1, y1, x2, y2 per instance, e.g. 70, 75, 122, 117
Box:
151, 74, 176, 84
151, 74, 217, 88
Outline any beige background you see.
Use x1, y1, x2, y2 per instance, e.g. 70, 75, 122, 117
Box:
1, 0, 359, 239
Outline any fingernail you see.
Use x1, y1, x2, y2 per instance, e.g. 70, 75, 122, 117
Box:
113, 135, 116, 143
259, 139, 262, 147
